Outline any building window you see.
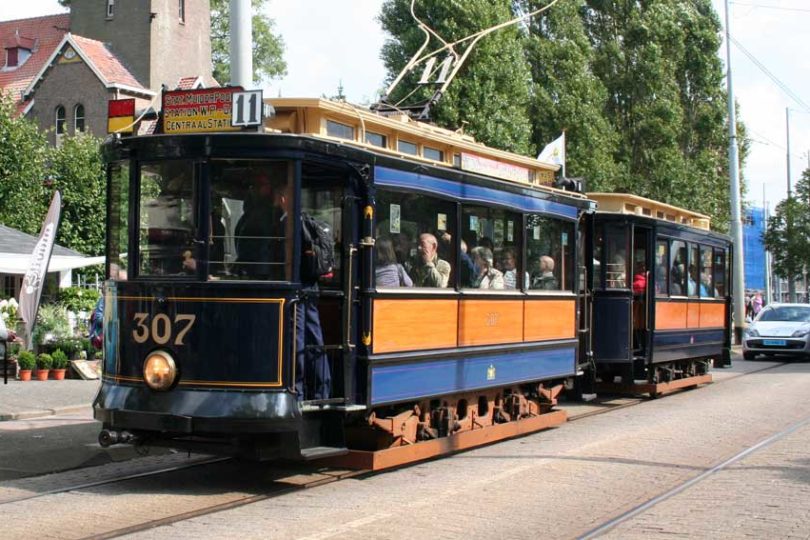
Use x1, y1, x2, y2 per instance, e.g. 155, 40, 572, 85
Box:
326, 119, 354, 140
423, 146, 444, 162
74, 104, 85, 133
55, 106, 66, 136
179, 0, 185, 22
397, 139, 418, 156
365, 131, 386, 148
6, 47, 18, 68
3, 275, 17, 298
106, 0, 114, 18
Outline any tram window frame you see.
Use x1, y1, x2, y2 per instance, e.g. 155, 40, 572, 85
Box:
375, 188, 457, 290
397, 139, 418, 156
423, 146, 444, 162
107, 161, 130, 280
699, 245, 715, 298
603, 224, 629, 290
326, 119, 354, 141
593, 222, 604, 290
669, 240, 688, 297
714, 248, 727, 297
365, 131, 387, 148
136, 160, 197, 279
687, 243, 700, 297
526, 214, 574, 293
208, 159, 294, 282
462, 205, 524, 292
654, 239, 669, 297
301, 163, 344, 289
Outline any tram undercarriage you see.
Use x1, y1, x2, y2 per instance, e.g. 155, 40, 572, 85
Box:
594, 358, 713, 398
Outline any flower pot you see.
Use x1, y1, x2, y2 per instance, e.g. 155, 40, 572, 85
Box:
35, 369, 50, 381
52, 368, 66, 380
19, 369, 32, 382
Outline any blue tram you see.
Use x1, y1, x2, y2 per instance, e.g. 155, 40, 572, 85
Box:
94, 96, 592, 462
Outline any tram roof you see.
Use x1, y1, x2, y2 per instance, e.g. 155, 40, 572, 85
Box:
587, 192, 711, 231
263, 98, 584, 198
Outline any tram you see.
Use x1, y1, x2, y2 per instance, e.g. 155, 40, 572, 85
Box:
94, 93, 593, 466
584, 193, 732, 397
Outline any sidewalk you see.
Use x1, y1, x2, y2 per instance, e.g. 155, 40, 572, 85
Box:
0, 378, 100, 421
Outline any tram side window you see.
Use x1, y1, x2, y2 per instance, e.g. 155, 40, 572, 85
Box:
462, 206, 523, 290
700, 246, 715, 297
376, 190, 456, 289
108, 161, 129, 280
654, 240, 668, 296
138, 161, 195, 277
604, 225, 628, 289
593, 223, 604, 289
688, 244, 700, 297
670, 240, 687, 296
209, 160, 293, 281
301, 163, 343, 287
714, 249, 727, 297
527, 215, 574, 292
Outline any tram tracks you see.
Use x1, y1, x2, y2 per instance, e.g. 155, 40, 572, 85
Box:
0, 361, 789, 540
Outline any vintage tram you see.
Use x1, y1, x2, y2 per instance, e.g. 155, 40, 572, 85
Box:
94, 94, 594, 467
584, 193, 732, 397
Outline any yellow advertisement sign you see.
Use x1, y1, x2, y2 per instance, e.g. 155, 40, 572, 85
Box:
162, 88, 242, 134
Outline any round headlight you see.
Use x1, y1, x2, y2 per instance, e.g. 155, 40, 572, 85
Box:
143, 351, 177, 391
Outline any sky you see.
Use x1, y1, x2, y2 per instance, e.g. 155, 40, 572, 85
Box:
2, 0, 809, 210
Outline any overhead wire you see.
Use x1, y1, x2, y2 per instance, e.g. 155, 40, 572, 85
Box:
729, 2, 810, 14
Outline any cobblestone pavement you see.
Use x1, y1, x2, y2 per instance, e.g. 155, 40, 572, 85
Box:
110, 360, 810, 540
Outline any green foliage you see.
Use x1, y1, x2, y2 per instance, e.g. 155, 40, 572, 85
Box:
33, 304, 72, 346
52, 337, 84, 359
17, 350, 36, 370
36, 353, 53, 370
763, 168, 810, 285
0, 96, 49, 234
51, 349, 68, 369
379, 0, 533, 154
210, 0, 287, 84
56, 287, 101, 314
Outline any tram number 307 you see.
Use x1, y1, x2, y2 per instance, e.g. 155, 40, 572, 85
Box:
132, 313, 196, 346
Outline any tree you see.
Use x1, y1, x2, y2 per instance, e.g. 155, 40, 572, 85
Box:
379, 0, 533, 154
763, 168, 810, 300
0, 97, 49, 234
210, 0, 287, 85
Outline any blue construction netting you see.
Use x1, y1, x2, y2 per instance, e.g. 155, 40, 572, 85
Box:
743, 207, 766, 291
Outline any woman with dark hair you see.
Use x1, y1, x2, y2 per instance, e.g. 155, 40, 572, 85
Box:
375, 237, 413, 288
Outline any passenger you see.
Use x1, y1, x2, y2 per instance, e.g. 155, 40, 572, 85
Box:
500, 247, 528, 290
235, 174, 287, 279
671, 263, 685, 295
632, 262, 647, 295
654, 265, 668, 294
699, 267, 713, 296
531, 255, 558, 290
471, 246, 504, 289
687, 264, 698, 296
411, 233, 451, 288
608, 253, 626, 288
375, 237, 413, 288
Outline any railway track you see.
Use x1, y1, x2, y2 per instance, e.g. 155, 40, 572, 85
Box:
0, 361, 788, 540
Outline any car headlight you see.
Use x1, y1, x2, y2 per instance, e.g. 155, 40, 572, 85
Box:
792, 329, 810, 338
745, 328, 759, 337
143, 350, 177, 391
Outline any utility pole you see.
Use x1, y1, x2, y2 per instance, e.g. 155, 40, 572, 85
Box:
786, 108, 797, 302
724, 0, 746, 343
229, 0, 253, 88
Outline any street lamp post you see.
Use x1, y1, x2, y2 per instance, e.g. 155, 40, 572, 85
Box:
786, 108, 797, 302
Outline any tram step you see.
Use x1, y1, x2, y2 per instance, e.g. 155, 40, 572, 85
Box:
300, 446, 349, 460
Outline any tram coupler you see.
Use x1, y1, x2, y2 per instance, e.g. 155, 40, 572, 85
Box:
99, 429, 137, 447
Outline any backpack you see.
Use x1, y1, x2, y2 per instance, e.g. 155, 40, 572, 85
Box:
300, 212, 335, 282
89, 297, 104, 350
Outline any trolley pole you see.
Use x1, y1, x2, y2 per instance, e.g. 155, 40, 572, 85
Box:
229, 0, 253, 88
724, 0, 746, 343
785, 108, 797, 302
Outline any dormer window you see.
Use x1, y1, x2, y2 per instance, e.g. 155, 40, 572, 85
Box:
3, 31, 35, 71
106, 0, 115, 19
7, 47, 18, 68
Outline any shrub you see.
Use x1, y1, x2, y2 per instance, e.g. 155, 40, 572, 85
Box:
36, 353, 53, 370
17, 351, 35, 370
56, 287, 100, 314
53, 337, 83, 358
51, 349, 68, 369
33, 304, 72, 347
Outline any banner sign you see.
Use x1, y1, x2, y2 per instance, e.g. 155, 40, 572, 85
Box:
162, 87, 244, 134
107, 98, 135, 134
18, 191, 62, 349
460, 152, 534, 184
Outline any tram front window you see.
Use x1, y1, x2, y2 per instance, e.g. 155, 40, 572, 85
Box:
210, 160, 293, 281
108, 161, 129, 280
138, 161, 195, 277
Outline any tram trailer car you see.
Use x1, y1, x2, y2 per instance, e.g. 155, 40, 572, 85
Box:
585, 193, 732, 397
94, 97, 592, 466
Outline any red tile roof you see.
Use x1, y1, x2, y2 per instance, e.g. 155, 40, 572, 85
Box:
0, 14, 69, 102
71, 34, 142, 89
176, 76, 202, 90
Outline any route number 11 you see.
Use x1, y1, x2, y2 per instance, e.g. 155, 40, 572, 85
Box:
231, 90, 264, 127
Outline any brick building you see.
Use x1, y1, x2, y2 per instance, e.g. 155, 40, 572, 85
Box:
0, 0, 215, 144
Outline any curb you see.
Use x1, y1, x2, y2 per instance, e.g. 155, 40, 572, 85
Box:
0, 404, 93, 422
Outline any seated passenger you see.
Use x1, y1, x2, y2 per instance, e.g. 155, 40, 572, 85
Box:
687, 264, 698, 296
500, 247, 529, 290
531, 255, 558, 290
375, 237, 413, 288
411, 233, 451, 288
471, 246, 504, 289
671, 263, 685, 295
699, 267, 714, 296
632, 262, 647, 295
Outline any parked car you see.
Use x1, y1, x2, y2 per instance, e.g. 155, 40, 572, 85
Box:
743, 303, 810, 360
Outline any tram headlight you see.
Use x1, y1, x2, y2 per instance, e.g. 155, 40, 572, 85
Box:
143, 351, 177, 391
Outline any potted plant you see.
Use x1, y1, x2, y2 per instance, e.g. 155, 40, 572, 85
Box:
17, 351, 35, 381
36, 353, 53, 381
51, 349, 68, 380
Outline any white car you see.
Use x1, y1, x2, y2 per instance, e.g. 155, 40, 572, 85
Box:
743, 303, 810, 360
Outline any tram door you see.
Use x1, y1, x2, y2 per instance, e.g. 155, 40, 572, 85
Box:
300, 163, 359, 404
631, 226, 652, 359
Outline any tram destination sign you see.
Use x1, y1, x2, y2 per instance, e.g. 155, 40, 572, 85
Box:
460, 152, 553, 186
163, 87, 245, 134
